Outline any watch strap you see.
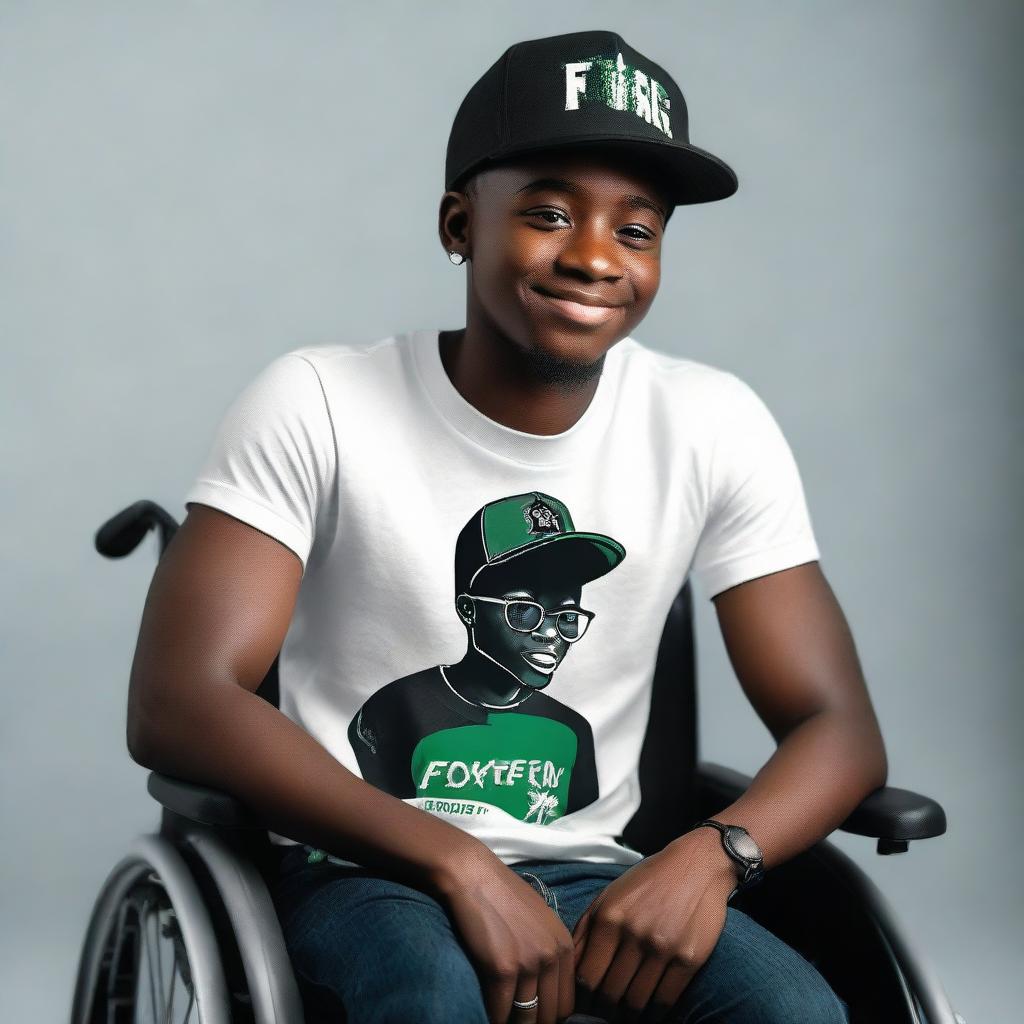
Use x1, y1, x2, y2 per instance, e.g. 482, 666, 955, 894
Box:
690, 819, 765, 898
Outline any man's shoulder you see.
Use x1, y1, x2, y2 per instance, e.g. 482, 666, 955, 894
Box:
619, 337, 747, 419
284, 334, 406, 383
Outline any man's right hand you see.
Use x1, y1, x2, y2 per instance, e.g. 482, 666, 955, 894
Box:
436, 850, 576, 1024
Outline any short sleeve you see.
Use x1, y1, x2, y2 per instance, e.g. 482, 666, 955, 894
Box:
184, 353, 336, 572
690, 374, 820, 600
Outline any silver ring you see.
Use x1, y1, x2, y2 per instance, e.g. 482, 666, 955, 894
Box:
512, 995, 539, 1009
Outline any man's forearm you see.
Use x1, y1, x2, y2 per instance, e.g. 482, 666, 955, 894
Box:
129, 680, 496, 899
679, 709, 888, 872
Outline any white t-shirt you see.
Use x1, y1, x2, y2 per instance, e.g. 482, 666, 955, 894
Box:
184, 328, 820, 868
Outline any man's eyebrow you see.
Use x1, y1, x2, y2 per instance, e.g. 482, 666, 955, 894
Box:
514, 177, 667, 224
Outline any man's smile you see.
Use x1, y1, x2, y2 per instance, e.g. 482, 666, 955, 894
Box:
528, 285, 625, 327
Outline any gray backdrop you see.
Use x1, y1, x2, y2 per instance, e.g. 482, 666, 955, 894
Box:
2, 2, 1020, 1021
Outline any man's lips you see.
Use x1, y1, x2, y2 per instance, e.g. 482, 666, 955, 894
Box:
536, 286, 626, 307
530, 286, 625, 326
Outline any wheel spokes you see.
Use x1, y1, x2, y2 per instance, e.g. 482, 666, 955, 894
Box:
123, 883, 196, 1024
82, 859, 227, 1024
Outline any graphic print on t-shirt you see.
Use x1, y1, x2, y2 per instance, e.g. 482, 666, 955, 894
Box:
347, 492, 627, 827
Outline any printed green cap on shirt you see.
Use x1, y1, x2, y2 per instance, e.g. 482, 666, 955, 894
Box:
455, 492, 626, 595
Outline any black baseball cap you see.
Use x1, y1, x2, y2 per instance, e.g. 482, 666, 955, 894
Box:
445, 29, 738, 209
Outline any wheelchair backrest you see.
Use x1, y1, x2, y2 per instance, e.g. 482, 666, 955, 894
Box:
620, 579, 699, 856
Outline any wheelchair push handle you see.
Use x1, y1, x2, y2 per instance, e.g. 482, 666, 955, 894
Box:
95, 500, 179, 560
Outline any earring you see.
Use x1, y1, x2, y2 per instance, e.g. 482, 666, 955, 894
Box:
448, 251, 465, 265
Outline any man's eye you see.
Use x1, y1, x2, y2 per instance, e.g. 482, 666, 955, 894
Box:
528, 208, 569, 225
526, 209, 654, 241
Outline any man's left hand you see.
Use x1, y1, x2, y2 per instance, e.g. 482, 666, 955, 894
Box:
571, 828, 737, 1023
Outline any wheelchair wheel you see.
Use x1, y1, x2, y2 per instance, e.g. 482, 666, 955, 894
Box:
105, 873, 196, 1022
71, 836, 232, 1024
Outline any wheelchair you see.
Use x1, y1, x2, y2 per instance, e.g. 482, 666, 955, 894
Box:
70, 499, 965, 1024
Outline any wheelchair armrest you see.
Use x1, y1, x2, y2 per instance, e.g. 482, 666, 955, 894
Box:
146, 771, 266, 830
696, 761, 947, 855
837, 784, 947, 850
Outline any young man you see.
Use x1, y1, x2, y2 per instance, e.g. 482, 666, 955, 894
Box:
127, 30, 882, 1024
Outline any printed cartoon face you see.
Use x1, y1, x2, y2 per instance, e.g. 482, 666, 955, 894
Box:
460, 581, 593, 691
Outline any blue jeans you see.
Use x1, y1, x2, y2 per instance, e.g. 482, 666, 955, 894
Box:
270, 845, 851, 1024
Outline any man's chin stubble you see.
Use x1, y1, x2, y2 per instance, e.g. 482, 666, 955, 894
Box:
519, 340, 607, 394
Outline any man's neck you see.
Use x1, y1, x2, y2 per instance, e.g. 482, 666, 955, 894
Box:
438, 327, 605, 436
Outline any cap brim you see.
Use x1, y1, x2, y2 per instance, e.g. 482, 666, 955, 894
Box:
656, 140, 739, 205
477, 531, 626, 591
459, 135, 737, 207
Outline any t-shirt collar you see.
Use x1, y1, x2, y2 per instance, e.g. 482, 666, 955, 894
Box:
410, 327, 625, 467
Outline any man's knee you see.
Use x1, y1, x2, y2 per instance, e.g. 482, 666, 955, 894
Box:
281, 876, 489, 1024
367, 941, 489, 1024
295, 952, 490, 1024
674, 907, 849, 1024
736, 977, 850, 1024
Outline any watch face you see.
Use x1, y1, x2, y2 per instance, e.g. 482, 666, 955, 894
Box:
727, 827, 762, 862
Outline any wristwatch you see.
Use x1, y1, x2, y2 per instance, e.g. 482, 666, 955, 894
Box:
690, 819, 765, 902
